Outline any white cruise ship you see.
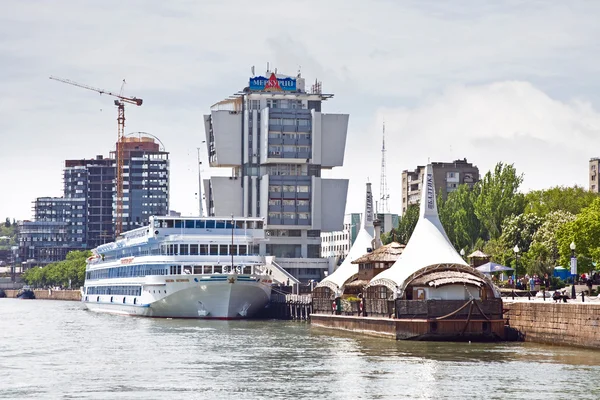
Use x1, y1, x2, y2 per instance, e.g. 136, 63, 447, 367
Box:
82, 216, 276, 319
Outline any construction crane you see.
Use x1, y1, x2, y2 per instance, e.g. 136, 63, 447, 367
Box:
49, 76, 143, 237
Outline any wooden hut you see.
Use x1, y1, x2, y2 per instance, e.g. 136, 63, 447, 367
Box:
467, 250, 490, 268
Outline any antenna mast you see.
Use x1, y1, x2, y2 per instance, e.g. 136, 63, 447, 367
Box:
379, 121, 390, 213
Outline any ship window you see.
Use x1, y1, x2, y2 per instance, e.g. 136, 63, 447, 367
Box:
247, 221, 255, 229
185, 220, 195, 229
183, 266, 192, 275
199, 244, 208, 255
209, 245, 218, 255
214, 265, 222, 273
216, 220, 225, 229
235, 221, 244, 229
165, 220, 174, 228
174, 220, 183, 228
243, 266, 252, 274
203, 265, 212, 274
190, 244, 199, 255
219, 245, 228, 255
193, 266, 202, 274
230, 245, 238, 255
180, 244, 189, 255
205, 220, 215, 229
239, 245, 247, 256
195, 220, 205, 229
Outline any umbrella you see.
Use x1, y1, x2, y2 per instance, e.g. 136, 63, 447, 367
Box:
476, 262, 514, 274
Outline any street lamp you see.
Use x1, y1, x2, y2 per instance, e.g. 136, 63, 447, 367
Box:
513, 245, 520, 285
570, 241, 577, 299
460, 248, 465, 260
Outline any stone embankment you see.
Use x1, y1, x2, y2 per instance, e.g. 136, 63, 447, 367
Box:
504, 301, 600, 349
4, 289, 81, 301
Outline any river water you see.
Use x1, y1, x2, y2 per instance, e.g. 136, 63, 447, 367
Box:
1, 299, 599, 399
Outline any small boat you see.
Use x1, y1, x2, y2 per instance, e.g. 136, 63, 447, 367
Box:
17, 287, 36, 299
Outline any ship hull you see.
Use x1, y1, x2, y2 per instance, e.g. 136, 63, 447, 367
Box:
83, 275, 271, 319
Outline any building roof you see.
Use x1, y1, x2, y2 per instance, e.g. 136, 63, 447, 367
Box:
351, 242, 405, 264
468, 250, 489, 259
367, 163, 499, 299
410, 270, 487, 288
317, 182, 375, 295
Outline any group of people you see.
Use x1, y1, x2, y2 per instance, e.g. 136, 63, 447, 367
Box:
506, 274, 550, 291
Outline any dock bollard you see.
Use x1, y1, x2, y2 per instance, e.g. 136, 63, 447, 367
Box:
582, 291, 585, 303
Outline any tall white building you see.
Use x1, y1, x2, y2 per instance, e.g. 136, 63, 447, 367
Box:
203, 70, 349, 282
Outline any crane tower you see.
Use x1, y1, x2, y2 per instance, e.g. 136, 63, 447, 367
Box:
379, 121, 389, 214
49, 76, 143, 236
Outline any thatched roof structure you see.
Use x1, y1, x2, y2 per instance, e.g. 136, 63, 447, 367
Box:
468, 250, 489, 259
410, 270, 487, 288
368, 163, 500, 300
344, 279, 369, 289
351, 242, 405, 264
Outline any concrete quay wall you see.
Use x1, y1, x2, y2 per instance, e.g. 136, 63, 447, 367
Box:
4, 289, 81, 301
504, 302, 600, 349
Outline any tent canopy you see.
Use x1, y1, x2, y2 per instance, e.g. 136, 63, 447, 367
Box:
476, 262, 513, 273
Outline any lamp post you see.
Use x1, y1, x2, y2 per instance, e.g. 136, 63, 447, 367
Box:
570, 241, 577, 299
460, 248, 465, 261
513, 245, 520, 286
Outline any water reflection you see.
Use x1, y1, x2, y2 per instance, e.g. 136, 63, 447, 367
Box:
2, 300, 600, 400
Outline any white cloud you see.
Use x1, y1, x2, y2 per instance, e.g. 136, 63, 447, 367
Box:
329, 81, 600, 215
2, 1, 600, 222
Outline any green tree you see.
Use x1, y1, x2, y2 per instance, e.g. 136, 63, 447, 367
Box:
525, 186, 599, 217
473, 162, 525, 240
528, 210, 576, 270
383, 204, 419, 245
556, 198, 600, 274
499, 213, 543, 254
22, 250, 90, 288
438, 184, 481, 251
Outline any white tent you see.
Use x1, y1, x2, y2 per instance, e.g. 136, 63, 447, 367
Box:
317, 182, 375, 296
368, 163, 499, 299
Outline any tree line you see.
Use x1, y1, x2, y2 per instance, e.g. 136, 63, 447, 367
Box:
22, 250, 90, 288
381, 162, 600, 277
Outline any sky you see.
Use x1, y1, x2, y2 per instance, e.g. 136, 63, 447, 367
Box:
2, 0, 600, 221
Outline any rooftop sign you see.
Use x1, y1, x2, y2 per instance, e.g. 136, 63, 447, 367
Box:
249, 73, 296, 92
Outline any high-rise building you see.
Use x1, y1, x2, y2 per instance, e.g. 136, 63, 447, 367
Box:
64, 155, 115, 248
111, 136, 170, 232
203, 69, 349, 281
401, 158, 479, 213
17, 220, 75, 267
33, 197, 87, 246
590, 158, 599, 193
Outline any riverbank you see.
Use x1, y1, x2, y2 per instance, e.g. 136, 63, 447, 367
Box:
4, 289, 81, 301
504, 300, 600, 349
